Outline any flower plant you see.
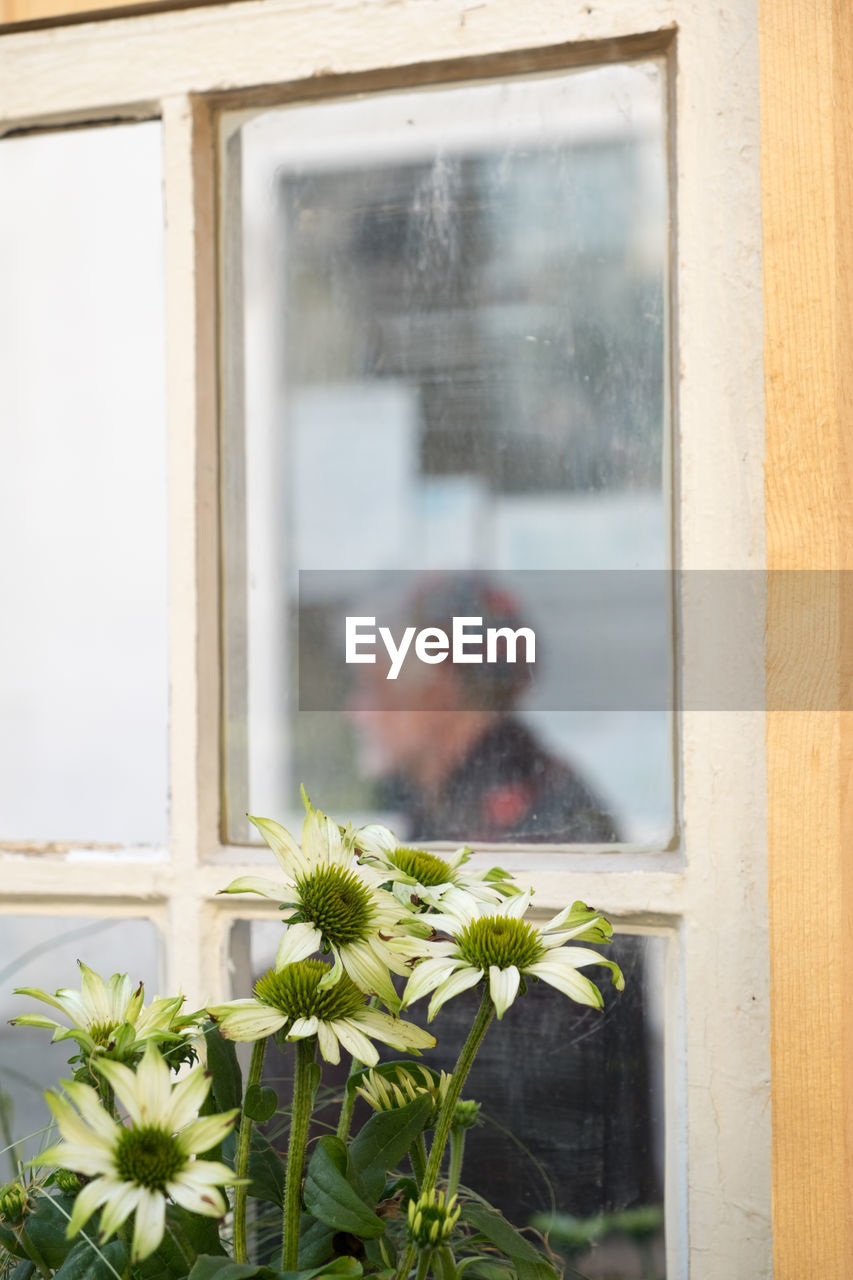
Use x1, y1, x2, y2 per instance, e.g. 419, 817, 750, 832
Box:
0, 795, 624, 1280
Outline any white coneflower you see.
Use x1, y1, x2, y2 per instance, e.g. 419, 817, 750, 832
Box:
11, 962, 199, 1064
403, 892, 624, 1020
33, 1045, 240, 1263
354, 823, 518, 915
218, 802, 429, 1011
208, 959, 434, 1066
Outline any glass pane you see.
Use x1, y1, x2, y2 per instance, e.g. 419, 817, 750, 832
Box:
235, 919, 666, 1279
0, 122, 169, 846
222, 65, 671, 845
0, 915, 161, 1163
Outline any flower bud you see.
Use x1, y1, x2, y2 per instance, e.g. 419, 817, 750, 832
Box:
0, 1182, 27, 1223
452, 1097, 482, 1130
53, 1169, 82, 1195
406, 1188, 461, 1249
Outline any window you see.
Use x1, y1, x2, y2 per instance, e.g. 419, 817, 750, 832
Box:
220, 63, 674, 851
0, 5, 771, 1277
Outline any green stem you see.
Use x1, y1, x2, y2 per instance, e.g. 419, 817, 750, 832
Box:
0, 1086, 22, 1176
282, 1037, 317, 1272
436, 1245, 458, 1280
446, 1129, 465, 1201
335, 1054, 363, 1143
233, 1037, 267, 1264
16, 1226, 52, 1280
409, 1132, 428, 1189
423, 990, 494, 1191
395, 990, 494, 1280
414, 1248, 431, 1280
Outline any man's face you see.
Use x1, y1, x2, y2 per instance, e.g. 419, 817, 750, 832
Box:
345, 659, 462, 779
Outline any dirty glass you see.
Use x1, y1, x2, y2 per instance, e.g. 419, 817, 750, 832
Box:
0, 122, 169, 847
221, 64, 671, 846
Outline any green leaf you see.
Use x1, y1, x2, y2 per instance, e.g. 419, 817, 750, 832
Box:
348, 1094, 433, 1202
244, 1083, 279, 1123
187, 1259, 275, 1280
297, 1214, 336, 1269
188, 1255, 363, 1280
7, 1262, 35, 1280
460, 1204, 557, 1280
222, 1129, 285, 1208
205, 1025, 244, 1112
303, 1137, 385, 1238
170, 1202, 227, 1259
22, 1194, 78, 1269
52, 1238, 128, 1280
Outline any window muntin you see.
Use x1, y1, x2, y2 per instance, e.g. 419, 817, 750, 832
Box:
0, 122, 169, 848
220, 62, 672, 847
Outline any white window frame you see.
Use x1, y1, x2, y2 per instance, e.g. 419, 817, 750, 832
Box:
0, 3, 769, 1277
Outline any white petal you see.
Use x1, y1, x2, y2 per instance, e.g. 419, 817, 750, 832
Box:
48, 1086, 119, 1147
488, 965, 520, 1019
341, 942, 400, 1010
173, 1159, 239, 1186
8, 1013, 62, 1031
502, 889, 534, 919
316, 1021, 341, 1064
99, 1182, 143, 1242
248, 815, 302, 876
525, 960, 604, 1008
427, 966, 483, 1021
94, 1059, 146, 1126
276, 922, 323, 970
163, 1062, 210, 1133
355, 1008, 436, 1053
131, 1188, 166, 1262
534, 944, 621, 973
402, 956, 457, 1007
132, 1045, 172, 1124
354, 824, 398, 857
12, 985, 75, 1017
330, 1019, 379, 1066
168, 1176, 227, 1218
287, 1016, 319, 1039
317, 948, 344, 991
210, 1000, 287, 1042
40, 1141, 116, 1178
219, 875, 292, 901
67, 1176, 120, 1237
179, 1112, 239, 1156
78, 963, 111, 1023
301, 807, 342, 868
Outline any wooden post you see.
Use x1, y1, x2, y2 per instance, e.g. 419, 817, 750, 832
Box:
761, 1, 853, 1274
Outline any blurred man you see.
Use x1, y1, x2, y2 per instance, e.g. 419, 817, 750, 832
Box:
347, 573, 617, 844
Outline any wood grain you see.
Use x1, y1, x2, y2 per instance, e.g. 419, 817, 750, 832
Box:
761, 0, 853, 1274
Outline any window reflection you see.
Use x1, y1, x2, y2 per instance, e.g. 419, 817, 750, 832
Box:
222, 63, 671, 844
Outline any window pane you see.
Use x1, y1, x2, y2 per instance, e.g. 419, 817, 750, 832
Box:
0, 915, 161, 1161
222, 65, 671, 845
0, 122, 169, 846
235, 919, 666, 1278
